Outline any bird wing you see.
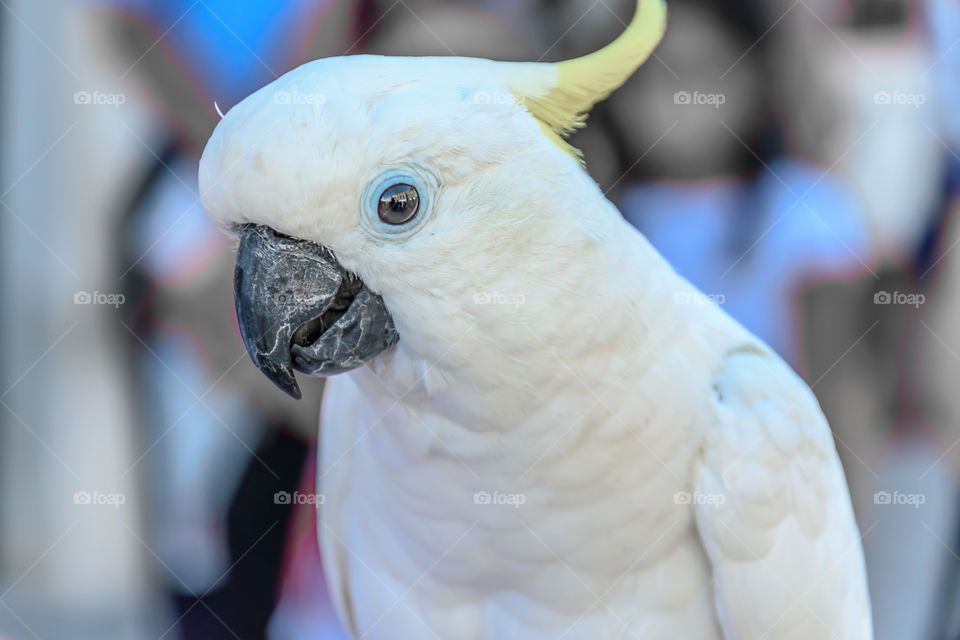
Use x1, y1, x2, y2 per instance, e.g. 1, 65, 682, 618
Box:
694, 348, 872, 640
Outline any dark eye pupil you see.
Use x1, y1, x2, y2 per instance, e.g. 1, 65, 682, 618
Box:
378, 184, 420, 225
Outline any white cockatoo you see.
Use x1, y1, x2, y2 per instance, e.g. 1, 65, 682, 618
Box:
198, 1, 872, 637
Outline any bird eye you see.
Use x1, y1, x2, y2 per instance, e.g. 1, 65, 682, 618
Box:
377, 184, 420, 225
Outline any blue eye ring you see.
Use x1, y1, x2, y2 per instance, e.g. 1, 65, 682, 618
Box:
362, 168, 436, 238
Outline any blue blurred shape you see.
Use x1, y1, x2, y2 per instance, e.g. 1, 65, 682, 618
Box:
89, 0, 333, 100
621, 159, 870, 363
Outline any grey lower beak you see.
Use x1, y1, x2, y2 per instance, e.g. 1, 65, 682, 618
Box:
234, 224, 399, 399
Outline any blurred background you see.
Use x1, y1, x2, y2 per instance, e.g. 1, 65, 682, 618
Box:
0, 0, 958, 638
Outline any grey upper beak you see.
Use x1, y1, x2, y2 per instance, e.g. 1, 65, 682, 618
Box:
234, 224, 399, 399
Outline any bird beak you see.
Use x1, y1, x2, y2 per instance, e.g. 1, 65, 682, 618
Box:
233, 224, 399, 399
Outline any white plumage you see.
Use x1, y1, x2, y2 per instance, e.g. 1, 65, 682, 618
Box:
199, 1, 872, 637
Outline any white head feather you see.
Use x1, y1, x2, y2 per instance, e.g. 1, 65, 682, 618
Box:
199, 1, 670, 408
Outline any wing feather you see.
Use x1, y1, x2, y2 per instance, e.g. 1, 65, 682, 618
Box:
695, 349, 872, 640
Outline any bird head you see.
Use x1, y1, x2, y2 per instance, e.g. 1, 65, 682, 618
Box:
199, 0, 667, 399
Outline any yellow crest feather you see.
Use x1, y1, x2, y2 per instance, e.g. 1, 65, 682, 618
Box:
511, 0, 668, 161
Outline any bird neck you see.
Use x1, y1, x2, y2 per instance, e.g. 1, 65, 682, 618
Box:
360, 193, 694, 437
